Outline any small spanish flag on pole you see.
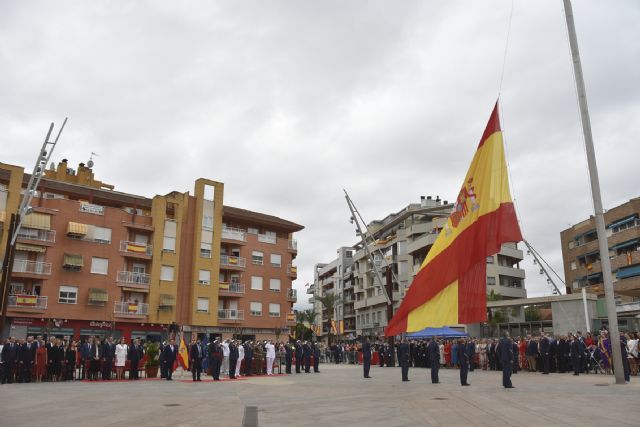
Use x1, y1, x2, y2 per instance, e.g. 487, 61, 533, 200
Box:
386, 102, 522, 336
177, 333, 189, 371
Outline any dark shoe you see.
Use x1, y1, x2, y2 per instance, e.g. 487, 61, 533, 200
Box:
505, 386, 515, 388
402, 379, 410, 382
364, 376, 372, 378
462, 383, 470, 386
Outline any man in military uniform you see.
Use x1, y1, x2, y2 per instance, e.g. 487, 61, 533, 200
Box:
254, 342, 264, 375
498, 331, 514, 388
303, 341, 312, 373
427, 336, 440, 384
362, 338, 372, 378
294, 340, 303, 373
457, 338, 470, 386
312, 342, 320, 373
285, 342, 293, 374
398, 338, 410, 382
228, 340, 238, 379
243, 341, 254, 376
209, 339, 223, 381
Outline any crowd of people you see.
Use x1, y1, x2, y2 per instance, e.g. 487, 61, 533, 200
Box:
0, 334, 325, 384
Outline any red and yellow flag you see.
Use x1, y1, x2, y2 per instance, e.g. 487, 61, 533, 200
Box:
385, 102, 522, 336
177, 335, 189, 371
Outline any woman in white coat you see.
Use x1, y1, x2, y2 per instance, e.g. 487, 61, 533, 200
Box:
114, 338, 128, 380
236, 341, 245, 377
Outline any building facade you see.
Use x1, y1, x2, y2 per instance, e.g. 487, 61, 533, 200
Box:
0, 160, 302, 342
560, 197, 640, 300
311, 196, 526, 341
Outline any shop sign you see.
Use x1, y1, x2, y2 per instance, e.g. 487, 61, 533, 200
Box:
89, 321, 112, 328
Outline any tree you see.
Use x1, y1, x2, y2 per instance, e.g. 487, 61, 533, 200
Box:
317, 292, 341, 346
294, 309, 316, 341
525, 305, 541, 322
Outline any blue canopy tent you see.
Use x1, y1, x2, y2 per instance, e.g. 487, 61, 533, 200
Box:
407, 327, 468, 339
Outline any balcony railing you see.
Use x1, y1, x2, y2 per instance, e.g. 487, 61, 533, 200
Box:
258, 233, 276, 244
220, 255, 246, 268
12, 260, 52, 275
119, 241, 152, 256
219, 282, 245, 294
287, 264, 297, 277
117, 271, 151, 285
288, 239, 298, 251
8, 295, 48, 310
217, 309, 244, 320
222, 227, 247, 242
114, 301, 149, 316
287, 288, 297, 301
17, 228, 56, 243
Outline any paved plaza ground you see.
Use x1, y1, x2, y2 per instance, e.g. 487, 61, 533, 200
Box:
2, 364, 640, 426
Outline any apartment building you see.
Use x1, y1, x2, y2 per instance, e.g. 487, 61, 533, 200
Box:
0, 159, 302, 342
311, 196, 526, 340
560, 197, 640, 300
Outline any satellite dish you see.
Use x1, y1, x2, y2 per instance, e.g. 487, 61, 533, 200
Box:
87, 159, 94, 168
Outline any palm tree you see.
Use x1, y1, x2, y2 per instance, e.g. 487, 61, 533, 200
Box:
295, 309, 316, 341
317, 292, 341, 346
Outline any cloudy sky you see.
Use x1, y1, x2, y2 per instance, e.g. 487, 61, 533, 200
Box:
2, 1, 638, 307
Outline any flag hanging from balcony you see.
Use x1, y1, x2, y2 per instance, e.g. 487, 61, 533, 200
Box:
385, 102, 522, 336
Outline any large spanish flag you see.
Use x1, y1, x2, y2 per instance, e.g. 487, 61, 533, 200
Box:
385, 102, 522, 336
176, 334, 189, 371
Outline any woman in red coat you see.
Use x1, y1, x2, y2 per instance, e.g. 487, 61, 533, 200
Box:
35, 338, 48, 383
518, 338, 528, 371
444, 341, 452, 368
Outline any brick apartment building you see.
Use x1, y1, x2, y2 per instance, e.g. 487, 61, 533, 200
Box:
560, 197, 640, 300
0, 159, 302, 342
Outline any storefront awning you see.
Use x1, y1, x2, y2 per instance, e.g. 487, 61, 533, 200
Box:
67, 221, 88, 236
159, 294, 175, 306
617, 265, 640, 280
15, 243, 46, 253
63, 253, 84, 267
22, 213, 51, 230
88, 288, 108, 302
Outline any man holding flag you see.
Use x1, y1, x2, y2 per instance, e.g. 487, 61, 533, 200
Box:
385, 103, 522, 388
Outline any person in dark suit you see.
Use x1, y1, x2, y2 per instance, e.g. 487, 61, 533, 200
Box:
228, 340, 238, 379
457, 338, 470, 386
362, 338, 372, 378
162, 338, 178, 380
294, 340, 303, 373
569, 334, 581, 376
498, 331, 514, 388
159, 341, 167, 378
284, 342, 293, 374
488, 339, 497, 371
101, 336, 115, 380
189, 337, 204, 381
208, 340, 223, 380
398, 338, 410, 382
19, 336, 37, 383
89, 337, 102, 381
80, 338, 92, 379
127, 338, 143, 380
302, 341, 312, 373
466, 339, 476, 372
243, 341, 253, 377
2, 337, 18, 384
312, 343, 320, 373
427, 337, 440, 384
539, 333, 550, 374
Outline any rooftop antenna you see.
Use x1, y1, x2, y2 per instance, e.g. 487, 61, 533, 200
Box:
87, 151, 98, 168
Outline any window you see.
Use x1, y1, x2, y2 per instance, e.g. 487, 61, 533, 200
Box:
570, 261, 577, 271
252, 251, 264, 265
486, 256, 494, 264
199, 270, 211, 285
486, 276, 496, 286
202, 216, 214, 230
59, 286, 78, 304
161, 265, 174, 281
269, 278, 281, 292
163, 220, 177, 252
346, 251, 353, 258
270, 253, 281, 267
200, 242, 212, 258
90, 257, 109, 275
250, 302, 262, 316
197, 298, 209, 313
568, 241, 575, 250
269, 303, 281, 317
248, 227, 259, 235
251, 276, 263, 290
85, 225, 111, 244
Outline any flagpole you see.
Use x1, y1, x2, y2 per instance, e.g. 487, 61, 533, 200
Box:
563, 0, 625, 384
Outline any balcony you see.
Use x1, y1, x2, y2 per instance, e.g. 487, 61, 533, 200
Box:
217, 309, 244, 322
287, 288, 297, 302
7, 295, 48, 311
286, 312, 296, 325
219, 282, 245, 296
222, 227, 247, 243
287, 264, 297, 278
306, 285, 315, 295
344, 308, 356, 318
258, 233, 276, 244
117, 271, 151, 291
16, 228, 56, 245
119, 241, 152, 259
220, 255, 246, 270
288, 239, 298, 252
12, 260, 52, 277
114, 302, 149, 317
